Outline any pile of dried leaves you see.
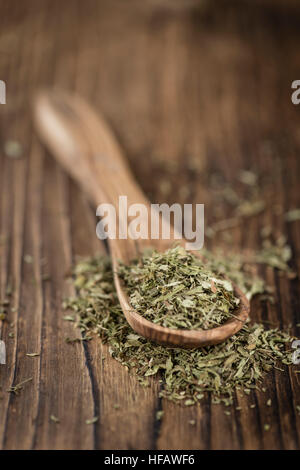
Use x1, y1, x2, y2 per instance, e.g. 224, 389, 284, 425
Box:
118, 246, 239, 330
63, 252, 295, 407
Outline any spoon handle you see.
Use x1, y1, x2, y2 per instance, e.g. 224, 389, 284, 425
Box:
33, 91, 150, 210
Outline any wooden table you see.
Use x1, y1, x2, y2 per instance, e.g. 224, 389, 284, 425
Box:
0, 0, 299, 450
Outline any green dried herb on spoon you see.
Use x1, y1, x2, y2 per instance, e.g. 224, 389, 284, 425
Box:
118, 246, 239, 330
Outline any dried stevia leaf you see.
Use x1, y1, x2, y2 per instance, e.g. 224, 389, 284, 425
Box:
63, 252, 296, 409
285, 208, 300, 222
256, 238, 292, 271
118, 246, 239, 331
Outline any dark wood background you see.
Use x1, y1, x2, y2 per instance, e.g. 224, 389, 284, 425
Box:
0, 0, 299, 450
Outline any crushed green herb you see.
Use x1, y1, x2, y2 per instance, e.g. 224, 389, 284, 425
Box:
63, 253, 296, 408
238, 170, 258, 187
24, 254, 33, 264
50, 415, 60, 424
235, 199, 265, 218
118, 246, 239, 330
256, 236, 292, 271
4, 140, 23, 159
86, 416, 98, 425
285, 208, 300, 222
7, 377, 32, 395
156, 410, 164, 420
199, 248, 267, 301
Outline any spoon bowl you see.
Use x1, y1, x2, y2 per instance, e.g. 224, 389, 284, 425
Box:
33, 90, 250, 347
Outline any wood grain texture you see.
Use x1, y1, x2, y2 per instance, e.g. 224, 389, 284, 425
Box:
0, 0, 299, 449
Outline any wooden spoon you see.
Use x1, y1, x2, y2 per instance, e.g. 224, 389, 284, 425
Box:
33, 90, 250, 348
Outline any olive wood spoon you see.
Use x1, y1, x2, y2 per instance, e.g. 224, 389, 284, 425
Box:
33, 90, 250, 348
